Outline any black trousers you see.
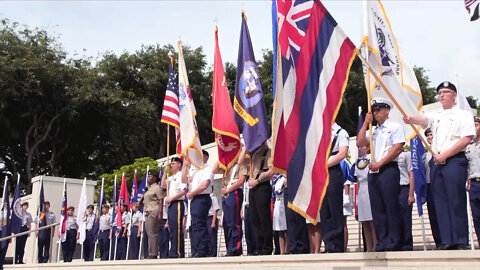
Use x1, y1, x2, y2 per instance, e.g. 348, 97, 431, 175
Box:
15, 226, 29, 263
320, 165, 345, 253
62, 229, 77, 262
249, 182, 273, 255
284, 187, 309, 254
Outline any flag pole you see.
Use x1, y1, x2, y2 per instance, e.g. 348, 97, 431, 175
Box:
421, 214, 427, 251
467, 190, 475, 250
356, 53, 434, 155
93, 177, 104, 261
109, 175, 117, 261
138, 165, 149, 260
362, 0, 375, 162
33, 175, 43, 263
126, 170, 135, 260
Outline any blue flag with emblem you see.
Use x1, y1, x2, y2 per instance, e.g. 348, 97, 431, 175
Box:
233, 11, 270, 154
0, 177, 10, 249
10, 175, 22, 234
134, 173, 147, 212
411, 135, 427, 216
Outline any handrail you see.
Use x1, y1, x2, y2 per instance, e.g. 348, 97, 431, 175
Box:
0, 222, 60, 242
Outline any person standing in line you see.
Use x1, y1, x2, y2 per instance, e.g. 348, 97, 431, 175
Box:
139, 170, 164, 259
36, 201, 56, 263
422, 128, 441, 248
247, 141, 275, 255
185, 150, 214, 257
357, 97, 405, 251
158, 202, 169, 259
98, 204, 112, 261
162, 157, 187, 258
207, 192, 220, 257
61, 206, 78, 262
83, 204, 96, 261
397, 149, 415, 251
466, 116, 480, 247
272, 174, 288, 254
129, 202, 143, 260
242, 179, 258, 256
284, 180, 310, 254
404, 81, 475, 250
320, 122, 349, 253
15, 201, 32, 264
354, 146, 377, 252
340, 159, 355, 252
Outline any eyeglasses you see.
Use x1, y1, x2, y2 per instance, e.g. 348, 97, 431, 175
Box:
437, 90, 455, 96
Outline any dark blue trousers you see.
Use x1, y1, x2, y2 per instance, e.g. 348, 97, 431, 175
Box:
83, 229, 95, 261
116, 228, 127, 260
168, 200, 185, 258
207, 215, 218, 257
284, 187, 309, 254
320, 165, 345, 253
244, 206, 258, 255
158, 219, 169, 258
426, 183, 441, 247
62, 229, 77, 262
368, 162, 401, 251
130, 226, 140, 259
37, 233, 51, 263
222, 189, 243, 255
15, 226, 29, 263
110, 230, 116, 260
98, 230, 110, 261
0, 246, 7, 268
143, 224, 149, 259
190, 194, 212, 257
470, 180, 480, 247
399, 185, 413, 251
431, 153, 468, 246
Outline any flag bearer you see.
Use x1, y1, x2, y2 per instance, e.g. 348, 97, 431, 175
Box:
207, 192, 220, 257
162, 157, 187, 258
212, 148, 248, 256
247, 141, 275, 255
186, 150, 213, 257
129, 202, 143, 259
36, 201, 56, 263
397, 149, 414, 251
320, 122, 349, 253
422, 128, 441, 248
357, 97, 405, 251
61, 206, 78, 262
466, 116, 480, 247
83, 204, 95, 261
404, 81, 475, 250
98, 204, 112, 261
15, 201, 32, 264
116, 203, 130, 260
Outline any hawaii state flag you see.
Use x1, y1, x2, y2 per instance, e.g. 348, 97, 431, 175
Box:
465, 0, 479, 21
212, 27, 241, 171
177, 41, 204, 168
273, 0, 356, 223
234, 11, 270, 155
59, 178, 68, 242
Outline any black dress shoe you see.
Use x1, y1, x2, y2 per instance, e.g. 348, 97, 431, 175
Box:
454, 244, 468, 250
436, 245, 452, 250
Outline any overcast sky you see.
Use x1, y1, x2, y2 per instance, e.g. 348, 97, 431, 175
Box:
1, 0, 479, 98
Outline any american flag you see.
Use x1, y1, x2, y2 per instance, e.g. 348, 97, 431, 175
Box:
272, 0, 357, 223
465, 0, 479, 21
161, 57, 182, 156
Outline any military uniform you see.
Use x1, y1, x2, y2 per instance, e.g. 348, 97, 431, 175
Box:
158, 203, 169, 258
15, 210, 32, 264
320, 123, 349, 253
62, 215, 78, 262
83, 212, 95, 261
167, 171, 186, 258
222, 164, 248, 256
98, 213, 111, 261
207, 193, 220, 257
36, 210, 56, 263
143, 182, 165, 258
466, 132, 480, 247
189, 164, 213, 257
427, 104, 475, 248
397, 150, 413, 251
129, 210, 143, 259
366, 100, 405, 251
248, 143, 273, 255
422, 150, 441, 247
242, 181, 258, 255
116, 211, 130, 260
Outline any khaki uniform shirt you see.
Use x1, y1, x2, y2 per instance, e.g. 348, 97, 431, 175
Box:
249, 144, 272, 184
143, 183, 165, 212
224, 164, 248, 189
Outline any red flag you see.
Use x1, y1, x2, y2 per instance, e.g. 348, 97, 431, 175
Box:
212, 27, 241, 172
116, 173, 129, 236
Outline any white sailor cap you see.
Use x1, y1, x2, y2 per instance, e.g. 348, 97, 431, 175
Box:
371, 97, 393, 109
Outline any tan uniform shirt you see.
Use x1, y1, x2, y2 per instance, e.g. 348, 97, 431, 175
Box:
224, 164, 248, 189
143, 183, 165, 212
249, 144, 272, 184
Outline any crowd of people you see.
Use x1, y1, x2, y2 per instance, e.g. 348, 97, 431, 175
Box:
7, 80, 480, 264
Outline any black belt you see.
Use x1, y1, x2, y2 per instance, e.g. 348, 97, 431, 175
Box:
100, 229, 109, 232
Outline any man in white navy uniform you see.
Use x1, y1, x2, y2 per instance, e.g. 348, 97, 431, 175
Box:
404, 81, 475, 250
